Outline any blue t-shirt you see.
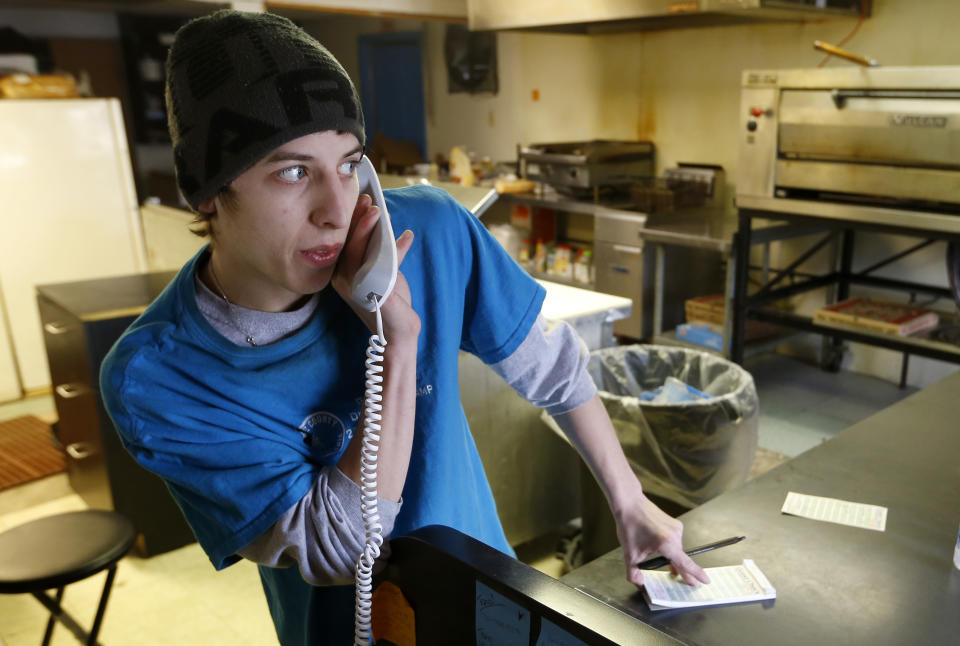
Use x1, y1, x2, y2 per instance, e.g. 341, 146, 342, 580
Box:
100, 185, 545, 645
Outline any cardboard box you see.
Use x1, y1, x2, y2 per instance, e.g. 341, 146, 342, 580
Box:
813, 298, 940, 336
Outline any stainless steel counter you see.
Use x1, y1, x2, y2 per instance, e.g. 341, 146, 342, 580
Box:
641, 212, 738, 253
562, 368, 960, 646
499, 190, 648, 223
379, 174, 499, 217
499, 190, 822, 251
498, 192, 830, 354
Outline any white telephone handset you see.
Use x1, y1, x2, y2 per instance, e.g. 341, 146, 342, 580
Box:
351, 155, 397, 645
351, 155, 398, 312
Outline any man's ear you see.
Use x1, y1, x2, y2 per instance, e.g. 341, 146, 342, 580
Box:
198, 197, 216, 214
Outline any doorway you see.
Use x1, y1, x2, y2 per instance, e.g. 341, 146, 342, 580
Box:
357, 32, 428, 170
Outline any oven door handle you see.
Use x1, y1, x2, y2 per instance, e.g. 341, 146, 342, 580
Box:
831, 89, 960, 108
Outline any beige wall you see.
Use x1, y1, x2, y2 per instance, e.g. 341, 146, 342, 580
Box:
600, 0, 960, 388
601, 0, 960, 180
427, 0, 960, 169
425, 0, 960, 387
423, 25, 629, 163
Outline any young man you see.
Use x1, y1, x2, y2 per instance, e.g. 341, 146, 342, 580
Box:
100, 10, 708, 645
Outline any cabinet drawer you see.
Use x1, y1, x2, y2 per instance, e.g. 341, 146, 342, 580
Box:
594, 213, 645, 245
37, 297, 91, 387
595, 242, 644, 284
54, 382, 101, 450
54, 381, 111, 508
594, 241, 645, 339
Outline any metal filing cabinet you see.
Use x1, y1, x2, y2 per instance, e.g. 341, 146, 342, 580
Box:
594, 212, 725, 340
37, 271, 195, 557
593, 213, 648, 339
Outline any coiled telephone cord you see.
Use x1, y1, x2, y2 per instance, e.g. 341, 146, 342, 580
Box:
354, 301, 386, 646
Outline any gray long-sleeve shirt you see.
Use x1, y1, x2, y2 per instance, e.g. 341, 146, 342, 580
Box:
195, 271, 595, 584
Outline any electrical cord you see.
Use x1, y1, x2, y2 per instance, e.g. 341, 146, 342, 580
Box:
354, 299, 386, 646
817, 0, 868, 68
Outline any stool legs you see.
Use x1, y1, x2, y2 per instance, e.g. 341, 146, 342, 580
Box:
31, 564, 118, 646
40, 588, 64, 646
86, 565, 118, 645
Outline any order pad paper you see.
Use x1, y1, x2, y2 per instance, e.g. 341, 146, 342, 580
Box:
642, 559, 776, 610
781, 491, 887, 531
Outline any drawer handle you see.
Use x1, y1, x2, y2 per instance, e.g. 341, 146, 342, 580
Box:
65, 442, 94, 460
55, 383, 90, 399
609, 266, 631, 274
44, 322, 70, 335
612, 244, 643, 255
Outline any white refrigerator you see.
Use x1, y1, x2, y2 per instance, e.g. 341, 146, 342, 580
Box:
0, 98, 145, 401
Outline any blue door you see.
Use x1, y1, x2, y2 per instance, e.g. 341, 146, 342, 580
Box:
357, 32, 427, 163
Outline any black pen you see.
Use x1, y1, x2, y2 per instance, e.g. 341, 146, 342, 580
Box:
637, 535, 746, 570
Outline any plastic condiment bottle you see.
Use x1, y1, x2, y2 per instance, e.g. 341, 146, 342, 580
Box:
519, 238, 532, 266
534, 239, 546, 273
573, 249, 586, 284
581, 249, 594, 284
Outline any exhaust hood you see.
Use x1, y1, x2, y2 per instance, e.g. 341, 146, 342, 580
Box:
468, 0, 869, 34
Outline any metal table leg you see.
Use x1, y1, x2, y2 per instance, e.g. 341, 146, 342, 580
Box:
731, 212, 753, 364
653, 243, 665, 339
722, 250, 736, 358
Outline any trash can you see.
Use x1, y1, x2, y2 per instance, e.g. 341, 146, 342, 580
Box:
544, 344, 759, 565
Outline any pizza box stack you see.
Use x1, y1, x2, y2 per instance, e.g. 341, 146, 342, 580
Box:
813, 298, 940, 336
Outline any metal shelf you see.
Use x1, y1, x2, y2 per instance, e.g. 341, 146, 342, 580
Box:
750, 308, 960, 363
653, 330, 722, 355
732, 206, 960, 379
655, 327, 802, 359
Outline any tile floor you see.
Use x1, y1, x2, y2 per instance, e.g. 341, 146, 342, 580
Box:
0, 351, 930, 645
0, 483, 278, 646
746, 351, 918, 458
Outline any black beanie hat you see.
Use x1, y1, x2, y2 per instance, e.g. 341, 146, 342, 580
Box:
165, 10, 366, 210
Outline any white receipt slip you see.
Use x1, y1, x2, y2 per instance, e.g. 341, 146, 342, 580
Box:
642, 559, 776, 611
781, 491, 887, 532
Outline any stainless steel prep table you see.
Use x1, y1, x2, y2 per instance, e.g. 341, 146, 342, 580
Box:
643, 212, 830, 355
561, 368, 960, 645
642, 212, 741, 352
499, 191, 822, 355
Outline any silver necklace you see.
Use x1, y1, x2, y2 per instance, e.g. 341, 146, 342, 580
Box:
208, 261, 258, 346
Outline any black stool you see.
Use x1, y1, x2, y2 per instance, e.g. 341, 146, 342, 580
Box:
0, 510, 136, 645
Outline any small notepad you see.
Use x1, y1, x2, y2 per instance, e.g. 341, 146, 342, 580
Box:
642, 559, 776, 611
781, 491, 887, 532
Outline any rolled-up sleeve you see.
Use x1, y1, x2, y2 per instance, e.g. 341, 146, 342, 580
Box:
238, 467, 402, 585
488, 314, 597, 416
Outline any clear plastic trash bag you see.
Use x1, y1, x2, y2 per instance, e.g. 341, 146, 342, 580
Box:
545, 344, 758, 509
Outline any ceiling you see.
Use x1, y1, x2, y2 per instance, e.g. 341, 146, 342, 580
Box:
0, 0, 226, 16
0, 0, 414, 23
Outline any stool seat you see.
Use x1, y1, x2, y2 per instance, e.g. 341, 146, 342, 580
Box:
0, 510, 135, 594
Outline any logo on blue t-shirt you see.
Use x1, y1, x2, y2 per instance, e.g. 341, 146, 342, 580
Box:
299, 411, 354, 462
